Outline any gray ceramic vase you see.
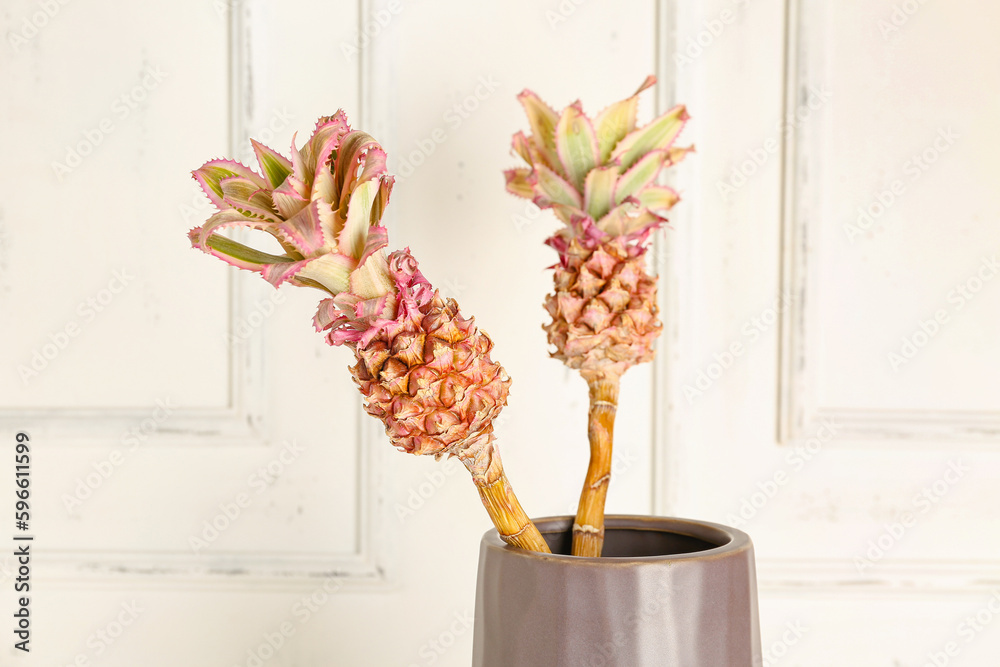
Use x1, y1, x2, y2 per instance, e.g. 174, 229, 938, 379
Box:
472, 515, 761, 667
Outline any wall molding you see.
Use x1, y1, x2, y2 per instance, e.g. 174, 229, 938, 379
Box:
770, 0, 997, 591
652, 0, 677, 517
757, 557, 1000, 595
1, 5, 267, 448
653, 0, 999, 594
10, 0, 391, 586
776, 0, 1000, 445
653, 0, 698, 518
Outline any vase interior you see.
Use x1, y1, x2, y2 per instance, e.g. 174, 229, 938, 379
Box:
538, 519, 730, 557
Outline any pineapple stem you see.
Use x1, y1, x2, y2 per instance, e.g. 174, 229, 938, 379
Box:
475, 471, 551, 553
572, 373, 620, 557
456, 430, 551, 554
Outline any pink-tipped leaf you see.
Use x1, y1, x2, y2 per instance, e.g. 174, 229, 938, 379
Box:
613, 150, 671, 205
517, 89, 562, 171
251, 139, 294, 189
504, 168, 536, 199
534, 164, 582, 209
555, 102, 600, 190
592, 75, 656, 162
612, 104, 689, 171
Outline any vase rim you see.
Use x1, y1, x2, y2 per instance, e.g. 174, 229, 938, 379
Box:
480, 514, 753, 563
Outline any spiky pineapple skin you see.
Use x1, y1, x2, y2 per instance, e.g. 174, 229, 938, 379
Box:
505, 77, 688, 382
347, 290, 510, 460
543, 238, 661, 381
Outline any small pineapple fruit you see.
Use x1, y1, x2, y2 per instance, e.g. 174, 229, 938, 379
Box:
506, 76, 691, 556
189, 112, 548, 552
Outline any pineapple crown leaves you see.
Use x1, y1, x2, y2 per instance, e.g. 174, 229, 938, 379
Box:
314, 247, 435, 348
188, 110, 395, 298
505, 75, 692, 261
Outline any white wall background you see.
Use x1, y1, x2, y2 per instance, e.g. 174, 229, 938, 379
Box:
1, 0, 999, 665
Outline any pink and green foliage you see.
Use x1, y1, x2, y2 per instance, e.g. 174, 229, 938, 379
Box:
505, 76, 692, 264
188, 111, 402, 346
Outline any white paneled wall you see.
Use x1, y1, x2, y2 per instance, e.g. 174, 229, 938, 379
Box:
0, 0, 998, 665
665, 0, 1000, 665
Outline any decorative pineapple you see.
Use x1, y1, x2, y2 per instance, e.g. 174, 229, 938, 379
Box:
189, 112, 549, 553
506, 76, 691, 556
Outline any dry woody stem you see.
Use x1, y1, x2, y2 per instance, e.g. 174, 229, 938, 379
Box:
572, 374, 620, 557
476, 471, 551, 553
454, 432, 550, 553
